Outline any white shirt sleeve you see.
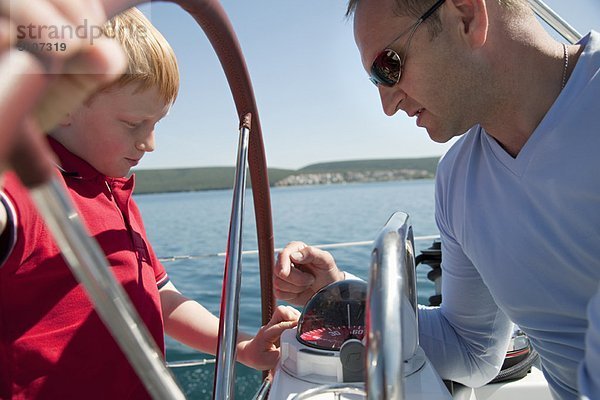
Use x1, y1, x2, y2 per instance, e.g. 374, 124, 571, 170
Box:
343, 270, 361, 281
416, 185, 513, 387
578, 282, 600, 399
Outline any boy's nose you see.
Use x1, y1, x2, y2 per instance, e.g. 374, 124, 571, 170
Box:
136, 131, 155, 152
379, 85, 406, 116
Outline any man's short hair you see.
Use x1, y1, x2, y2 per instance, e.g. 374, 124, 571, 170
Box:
345, 0, 445, 37
101, 7, 179, 104
346, 0, 529, 38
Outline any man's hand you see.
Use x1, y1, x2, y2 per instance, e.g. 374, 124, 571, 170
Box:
0, 0, 127, 169
0, 0, 127, 196
274, 241, 345, 306
237, 305, 300, 371
2, 0, 127, 132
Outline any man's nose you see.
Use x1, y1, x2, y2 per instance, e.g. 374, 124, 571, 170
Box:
379, 84, 406, 116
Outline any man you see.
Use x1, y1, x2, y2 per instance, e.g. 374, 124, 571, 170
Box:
273, 0, 600, 399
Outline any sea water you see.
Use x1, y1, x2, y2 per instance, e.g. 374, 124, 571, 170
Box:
137, 179, 438, 399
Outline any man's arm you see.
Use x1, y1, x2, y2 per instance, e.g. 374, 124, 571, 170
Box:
417, 178, 514, 387
578, 283, 600, 399
417, 231, 513, 387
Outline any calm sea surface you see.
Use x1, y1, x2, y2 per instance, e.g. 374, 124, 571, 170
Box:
136, 179, 438, 399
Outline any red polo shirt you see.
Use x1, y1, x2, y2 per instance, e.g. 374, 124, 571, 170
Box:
0, 138, 169, 399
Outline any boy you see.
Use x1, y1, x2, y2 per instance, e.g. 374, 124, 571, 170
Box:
0, 8, 299, 399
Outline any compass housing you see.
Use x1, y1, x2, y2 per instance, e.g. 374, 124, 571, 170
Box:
296, 280, 367, 350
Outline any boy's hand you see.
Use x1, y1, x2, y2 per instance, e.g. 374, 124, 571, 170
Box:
274, 241, 345, 306
237, 305, 300, 371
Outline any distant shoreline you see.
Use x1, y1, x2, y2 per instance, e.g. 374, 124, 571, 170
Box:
133, 157, 440, 195
273, 169, 433, 187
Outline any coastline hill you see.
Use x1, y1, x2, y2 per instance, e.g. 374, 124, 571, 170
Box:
133, 157, 440, 194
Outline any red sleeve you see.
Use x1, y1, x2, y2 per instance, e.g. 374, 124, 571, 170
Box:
149, 242, 169, 289
0, 172, 46, 272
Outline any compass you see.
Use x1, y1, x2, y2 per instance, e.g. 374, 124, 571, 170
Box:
280, 280, 368, 383
299, 325, 365, 350
296, 280, 367, 350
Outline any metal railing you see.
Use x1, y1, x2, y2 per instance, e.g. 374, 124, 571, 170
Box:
213, 114, 252, 400
528, 0, 582, 43
366, 212, 418, 400
157, 235, 441, 264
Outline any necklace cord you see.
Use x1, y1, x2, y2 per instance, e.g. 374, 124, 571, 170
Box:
561, 43, 569, 89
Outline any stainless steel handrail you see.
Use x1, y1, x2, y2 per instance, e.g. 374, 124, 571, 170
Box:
252, 379, 272, 400
157, 235, 441, 263
30, 178, 185, 400
291, 383, 366, 400
528, 0, 583, 44
212, 114, 252, 400
366, 211, 418, 400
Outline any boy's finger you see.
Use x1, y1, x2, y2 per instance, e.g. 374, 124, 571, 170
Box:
261, 320, 299, 343
267, 306, 300, 328
272, 305, 301, 321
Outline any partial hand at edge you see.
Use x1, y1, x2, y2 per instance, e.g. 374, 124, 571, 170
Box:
237, 305, 301, 371
273, 241, 345, 306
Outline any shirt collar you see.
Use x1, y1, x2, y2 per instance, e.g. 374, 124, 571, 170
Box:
48, 136, 134, 186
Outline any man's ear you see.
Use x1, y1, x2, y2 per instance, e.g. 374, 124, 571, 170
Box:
447, 0, 488, 48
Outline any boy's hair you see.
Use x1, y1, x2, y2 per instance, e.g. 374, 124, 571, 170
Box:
101, 7, 179, 104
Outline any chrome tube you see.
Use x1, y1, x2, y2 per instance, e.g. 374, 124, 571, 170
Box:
366, 212, 417, 400
213, 114, 252, 400
292, 384, 366, 400
252, 379, 272, 400
528, 0, 582, 44
30, 178, 185, 400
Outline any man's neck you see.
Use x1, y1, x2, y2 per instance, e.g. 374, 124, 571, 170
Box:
480, 26, 580, 157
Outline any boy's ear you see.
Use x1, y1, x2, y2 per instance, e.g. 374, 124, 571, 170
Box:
446, 0, 488, 49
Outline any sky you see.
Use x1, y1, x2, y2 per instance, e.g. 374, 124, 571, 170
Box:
136, 0, 600, 171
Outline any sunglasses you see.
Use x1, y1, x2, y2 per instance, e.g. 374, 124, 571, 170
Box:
369, 0, 446, 87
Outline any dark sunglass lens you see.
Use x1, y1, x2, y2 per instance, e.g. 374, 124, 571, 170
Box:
370, 49, 401, 87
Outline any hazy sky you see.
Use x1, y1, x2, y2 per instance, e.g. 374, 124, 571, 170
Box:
137, 0, 599, 170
